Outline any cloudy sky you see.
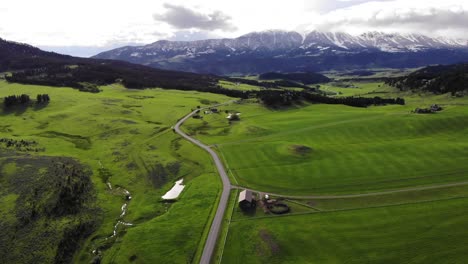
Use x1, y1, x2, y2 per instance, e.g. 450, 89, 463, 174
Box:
0, 0, 467, 57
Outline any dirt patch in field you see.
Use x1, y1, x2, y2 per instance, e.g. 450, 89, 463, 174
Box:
289, 145, 312, 156
257, 229, 280, 257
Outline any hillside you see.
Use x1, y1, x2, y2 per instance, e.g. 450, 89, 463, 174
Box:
93, 30, 468, 75
0, 37, 219, 92
385, 63, 468, 95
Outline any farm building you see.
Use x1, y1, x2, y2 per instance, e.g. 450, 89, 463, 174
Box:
239, 189, 254, 209
227, 112, 241, 120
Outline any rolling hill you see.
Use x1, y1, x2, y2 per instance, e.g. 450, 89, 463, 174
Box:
0, 37, 219, 92
385, 63, 468, 95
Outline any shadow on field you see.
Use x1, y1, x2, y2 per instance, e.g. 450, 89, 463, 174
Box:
1, 104, 28, 116
33, 102, 49, 111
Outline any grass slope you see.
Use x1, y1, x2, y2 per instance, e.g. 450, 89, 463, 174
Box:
0, 81, 230, 263
184, 83, 468, 195
184, 82, 468, 264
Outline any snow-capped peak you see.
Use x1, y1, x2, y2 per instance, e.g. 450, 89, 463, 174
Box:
302, 31, 468, 52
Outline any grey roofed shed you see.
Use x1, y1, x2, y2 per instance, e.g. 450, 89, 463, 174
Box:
238, 189, 253, 208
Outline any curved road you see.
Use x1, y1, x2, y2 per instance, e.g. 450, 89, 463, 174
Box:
174, 105, 232, 264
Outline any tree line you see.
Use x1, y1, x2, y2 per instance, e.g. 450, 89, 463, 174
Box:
257, 90, 405, 107
258, 72, 331, 85
5, 62, 221, 93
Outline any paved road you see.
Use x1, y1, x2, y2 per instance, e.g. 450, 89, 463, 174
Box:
174, 104, 232, 264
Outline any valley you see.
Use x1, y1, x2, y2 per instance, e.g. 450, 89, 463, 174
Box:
182, 83, 468, 264
1, 23, 468, 263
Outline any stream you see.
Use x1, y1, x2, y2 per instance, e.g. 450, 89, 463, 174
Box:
92, 161, 134, 258
103, 181, 133, 241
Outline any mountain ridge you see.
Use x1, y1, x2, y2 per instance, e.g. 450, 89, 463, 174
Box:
93, 30, 468, 75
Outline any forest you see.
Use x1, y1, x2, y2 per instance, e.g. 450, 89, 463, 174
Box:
385, 63, 468, 95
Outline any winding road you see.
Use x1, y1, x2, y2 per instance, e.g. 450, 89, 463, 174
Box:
174, 105, 233, 264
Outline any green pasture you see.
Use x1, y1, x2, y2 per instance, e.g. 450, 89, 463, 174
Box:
219, 80, 261, 91
0, 81, 230, 263
184, 83, 468, 195
222, 196, 468, 264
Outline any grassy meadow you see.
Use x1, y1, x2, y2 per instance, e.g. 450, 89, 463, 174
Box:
0, 81, 231, 263
222, 196, 468, 264
219, 80, 262, 91
181, 81, 468, 263
184, 83, 468, 195
2, 78, 468, 264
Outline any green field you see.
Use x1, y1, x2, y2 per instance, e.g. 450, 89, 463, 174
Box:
222, 196, 468, 264
219, 80, 262, 91
2, 79, 468, 263
0, 81, 230, 263
184, 84, 468, 195
183, 82, 468, 263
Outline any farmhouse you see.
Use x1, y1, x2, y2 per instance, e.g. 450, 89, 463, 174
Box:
238, 189, 254, 208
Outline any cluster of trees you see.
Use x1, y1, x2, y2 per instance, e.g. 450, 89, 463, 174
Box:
257, 90, 405, 107
413, 104, 443, 114
385, 63, 468, 95
36, 94, 50, 103
3, 93, 50, 109
0, 138, 43, 152
302, 92, 405, 107
3, 94, 30, 107
10, 155, 99, 263
48, 159, 94, 217
257, 90, 301, 106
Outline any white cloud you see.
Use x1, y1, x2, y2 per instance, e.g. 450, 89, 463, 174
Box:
153, 4, 237, 31
311, 0, 468, 38
0, 0, 466, 56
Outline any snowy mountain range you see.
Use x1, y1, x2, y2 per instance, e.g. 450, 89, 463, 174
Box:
93, 30, 468, 75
